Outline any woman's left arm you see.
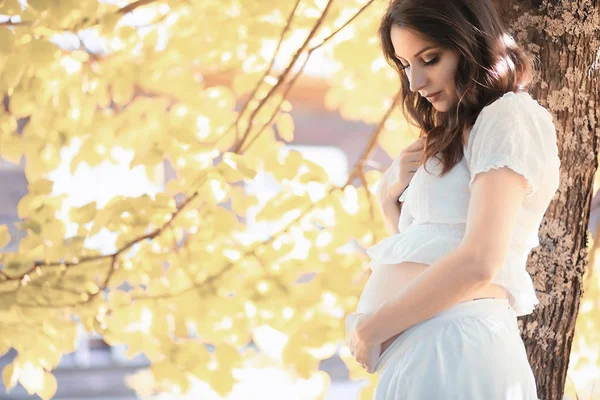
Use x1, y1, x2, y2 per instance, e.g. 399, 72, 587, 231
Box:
358, 166, 529, 347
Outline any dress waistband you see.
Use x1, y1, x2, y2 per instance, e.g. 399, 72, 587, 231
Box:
405, 222, 466, 231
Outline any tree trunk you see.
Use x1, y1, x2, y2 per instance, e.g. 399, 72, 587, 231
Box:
495, 1, 600, 399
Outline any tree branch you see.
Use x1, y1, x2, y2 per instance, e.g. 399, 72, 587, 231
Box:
5, 0, 392, 312
0, 192, 200, 283
121, 91, 401, 305
231, 0, 336, 153
312, 0, 376, 52
118, 0, 161, 15
83, 255, 118, 305
237, 0, 377, 153
345, 90, 403, 185
216, 0, 302, 148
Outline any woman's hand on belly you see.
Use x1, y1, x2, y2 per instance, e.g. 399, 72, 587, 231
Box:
345, 312, 382, 374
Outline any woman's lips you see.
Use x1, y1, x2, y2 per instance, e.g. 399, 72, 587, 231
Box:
425, 91, 442, 102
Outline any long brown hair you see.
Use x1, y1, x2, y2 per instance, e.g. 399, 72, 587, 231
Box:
378, 0, 539, 176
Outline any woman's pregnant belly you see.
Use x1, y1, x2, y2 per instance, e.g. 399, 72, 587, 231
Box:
355, 261, 508, 356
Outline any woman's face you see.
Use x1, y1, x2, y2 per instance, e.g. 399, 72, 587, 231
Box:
389, 26, 460, 112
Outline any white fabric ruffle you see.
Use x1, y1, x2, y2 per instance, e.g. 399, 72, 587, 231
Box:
366, 222, 541, 316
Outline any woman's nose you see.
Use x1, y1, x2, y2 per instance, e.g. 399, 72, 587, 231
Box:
408, 68, 427, 93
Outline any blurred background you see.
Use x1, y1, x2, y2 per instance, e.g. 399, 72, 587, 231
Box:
0, 0, 598, 399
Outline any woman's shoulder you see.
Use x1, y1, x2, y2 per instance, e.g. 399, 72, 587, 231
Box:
478, 91, 554, 123
466, 90, 559, 156
465, 90, 561, 196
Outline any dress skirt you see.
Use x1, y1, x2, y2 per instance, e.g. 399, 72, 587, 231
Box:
373, 298, 539, 400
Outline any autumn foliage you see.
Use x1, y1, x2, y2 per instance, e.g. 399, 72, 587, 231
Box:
0, 0, 598, 399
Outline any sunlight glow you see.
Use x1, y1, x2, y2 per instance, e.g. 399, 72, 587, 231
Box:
49, 138, 164, 254
60, 56, 82, 75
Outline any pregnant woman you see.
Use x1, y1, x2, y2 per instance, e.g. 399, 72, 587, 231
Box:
345, 0, 561, 398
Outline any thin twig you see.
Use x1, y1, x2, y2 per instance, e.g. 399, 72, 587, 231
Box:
238, 0, 377, 153
1, 192, 199, 282
231, 0, 336, 153
239, 52, 312, 152
345, 90, 403, 186
118, 0, 160, 15
216, 0, 302, 148
83, 254, 118, 304
312, 0, 376, 52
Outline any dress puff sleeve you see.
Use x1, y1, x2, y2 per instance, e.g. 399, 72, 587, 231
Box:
465, 92, 558, 197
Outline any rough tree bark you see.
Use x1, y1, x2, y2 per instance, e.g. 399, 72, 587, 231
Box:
495, 1, 599, 399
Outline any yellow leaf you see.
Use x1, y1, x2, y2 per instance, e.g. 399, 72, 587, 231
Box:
230, 186, 258, 216
93, 79, 111, 108
291, 350, 319, 380
281, 99, 293, 112
0, 29, 14, 53
130, 145, 163, 169
108, 290, 132, 308
297, 158, 330, 184
0, 225, 11, 249
1, 54, 26, 93
207, 206, 238, 235
118, 26, 138, 42
154, 192, 176, 211
26, 40, 59, 67
28, 179, 54, 195
27, 0, 50, 11
112, 79, 134, 106
215, 343, 240, 370
169, 126, 199, 144
0, 113, 17, 134
2, 141, 23, 171
199, 172, 230, 207
210, 367, 235, 397
255, 192, 310, 222
222, 152, 257, 180
172, 340, 210, 370
38, 372, 57, 400
8, 88, 35, 118
268, 149, 303, 181
173, 314, 189, 339
243, 126, 284, 165
2, 362, 17, 391
100, 13, 121, 36
216, 161, 245, 183
0, 0, 21, 14
275, 112, 295, 142
69, 202, 97, 224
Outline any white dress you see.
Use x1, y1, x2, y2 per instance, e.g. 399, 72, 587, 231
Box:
367, 91, 561, 317
366, 91, 561, 399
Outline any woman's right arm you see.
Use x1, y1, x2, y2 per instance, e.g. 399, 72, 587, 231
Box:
379, 200, 403, 236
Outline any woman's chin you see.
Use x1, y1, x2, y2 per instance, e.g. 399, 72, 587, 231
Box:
432, 103, 447, 112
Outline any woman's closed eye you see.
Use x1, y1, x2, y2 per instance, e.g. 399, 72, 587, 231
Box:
400, 55, 439, 70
